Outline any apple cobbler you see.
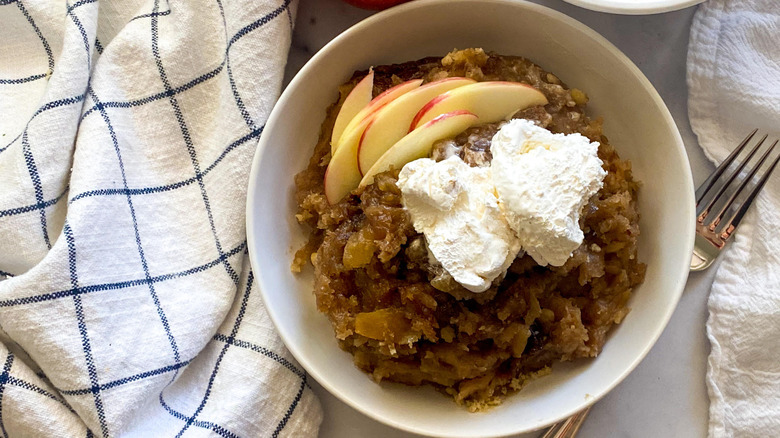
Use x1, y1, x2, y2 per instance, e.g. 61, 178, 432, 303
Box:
292, 48, 645, 411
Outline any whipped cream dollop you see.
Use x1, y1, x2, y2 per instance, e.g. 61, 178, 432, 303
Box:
491, 119, 606, 266
397, 157, 522, 293
397, 118, 606, 293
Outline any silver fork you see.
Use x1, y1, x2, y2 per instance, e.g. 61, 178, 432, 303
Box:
541, 129, 780, 438
690, 129, 779, 270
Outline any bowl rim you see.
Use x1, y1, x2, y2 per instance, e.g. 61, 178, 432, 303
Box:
562, 0, 703, 14
246, 0, 695, 436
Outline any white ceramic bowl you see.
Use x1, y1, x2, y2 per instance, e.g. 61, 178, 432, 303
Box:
247, 1, 695, 436
562, 0, 703, 15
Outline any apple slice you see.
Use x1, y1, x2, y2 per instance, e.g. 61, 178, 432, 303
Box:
409, 82, 548, 130
331, 68, 374, 149
324, 125, 365, 204
333, 79, 423, 154
359, 110, 478, 188
356, 77, 475, 175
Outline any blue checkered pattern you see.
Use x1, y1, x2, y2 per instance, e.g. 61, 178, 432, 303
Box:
0, 0, 321, 436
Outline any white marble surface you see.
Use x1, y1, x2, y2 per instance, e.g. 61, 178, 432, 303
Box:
284, 1, 716, 436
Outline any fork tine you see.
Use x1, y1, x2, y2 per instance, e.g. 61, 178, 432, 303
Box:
697, 133, 767, 220
709, 139, 777, 228
696, 129, 758, 205
716, 140, 780, 241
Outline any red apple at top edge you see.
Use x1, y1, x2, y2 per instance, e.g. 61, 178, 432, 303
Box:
409, 81, 548, 131
342, 0, 413, 10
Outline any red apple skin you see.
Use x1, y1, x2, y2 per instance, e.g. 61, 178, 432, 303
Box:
428, 109, 474, 124
410, 81, 547, 130
358, 110, 478, 188
410, 94, 446, 132
356, 77, 475, 174
342, 0, 412, 10
338, 79, 423, 147
369, 79, 423, 110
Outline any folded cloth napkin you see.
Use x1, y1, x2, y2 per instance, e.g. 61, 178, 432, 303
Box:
0, 0, 322, 436
688, 0, 780, 436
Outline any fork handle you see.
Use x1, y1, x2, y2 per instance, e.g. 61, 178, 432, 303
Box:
540, 407, 592, 438
691, 251, 709, 271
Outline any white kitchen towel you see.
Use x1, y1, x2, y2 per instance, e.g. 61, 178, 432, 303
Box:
0, 0, 322, 437
688, 0, 780, 436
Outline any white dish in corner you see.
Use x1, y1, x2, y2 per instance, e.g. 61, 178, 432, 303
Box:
562, 0, 704, 15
